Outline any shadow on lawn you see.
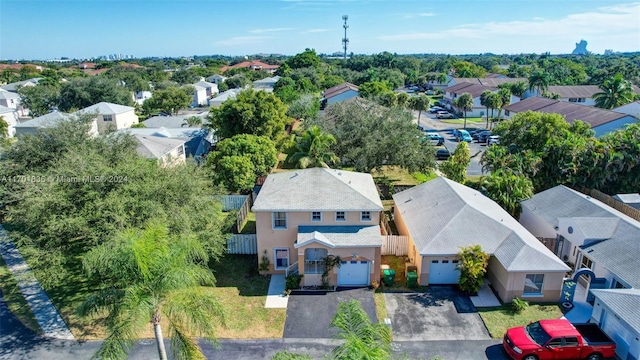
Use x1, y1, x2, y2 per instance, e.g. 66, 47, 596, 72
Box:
209, 254, 270, 297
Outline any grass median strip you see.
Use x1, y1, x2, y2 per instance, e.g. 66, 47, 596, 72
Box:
0, 255, 41, 334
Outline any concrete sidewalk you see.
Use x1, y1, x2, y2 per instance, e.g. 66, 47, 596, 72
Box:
0, 225, 74, 340
264, 274, 288, 308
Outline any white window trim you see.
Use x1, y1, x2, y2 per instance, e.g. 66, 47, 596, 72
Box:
103, 115, 113, 121
523, 274, 545, 296
272, 212, 288, 230
311, 211, 322, 222
274, 248, 289, 270
336, 211, 346, 222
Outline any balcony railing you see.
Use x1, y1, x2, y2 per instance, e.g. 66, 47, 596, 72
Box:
285, 261, 299, 277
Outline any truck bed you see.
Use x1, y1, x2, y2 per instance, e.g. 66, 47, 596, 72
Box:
574, 323, 615, 345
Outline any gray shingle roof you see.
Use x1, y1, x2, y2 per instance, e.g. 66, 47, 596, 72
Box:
252, 168, 383, 212
561, 217, 620, 240
323, 82, 359, 99
522, 185, 640, 288
0, 78, 42, 92
590, 289, 640, 333
452, 77, 527, 87
133, 134, 186, 159
392, 177, 568, 272
142, 113, 209, 128
0, 105, 15, 114
296, 225, 382, 248
0, 90, 20, 100
76, 102, 135, 115
445, 82, 495, 98
13, 112, 72, 128
546, 85, 601, 98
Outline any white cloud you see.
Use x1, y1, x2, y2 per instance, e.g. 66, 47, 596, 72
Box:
215, 36, 270, 46
404, 12, 436, 19
380, 2, 640, 43
302, 29, 329, 33
249, 28, 294, 34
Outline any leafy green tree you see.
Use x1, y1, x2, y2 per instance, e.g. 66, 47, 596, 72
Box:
593, 74, 635, 109
285, 48, 321, 69
358, 81, 391, 99
209, 134, 277, 177
485, 92, 502, 128
452, 61, 486, 78
224, 74, 250, 89
379, 92, 398, 107
18, 84, 61, 117
320, 101, 435, 173
454, 93, 473, 129
409, 94, 430, 128
287, 94, 320, 120
396, 92, 410, 108
439, 141, 470, 184
285, 126, 339, 169
207, 89, 290, 145
457, 245, 489, 295
81, 221, 225, 360
171, 68, 199, 85
271, 351, 312, 360
494, 88, 512, 125
58, 76, 134, 111
482, 169, 534, 218
330, 299, 392, 360
527, 69, 550, 95
210, 155, 256, 193
0, 116, 8, 138
142, 86, 193, 116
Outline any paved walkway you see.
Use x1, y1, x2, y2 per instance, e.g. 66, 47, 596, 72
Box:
0, 225, 74, 340
264, 274, 288, 308
470, 280, 502, 307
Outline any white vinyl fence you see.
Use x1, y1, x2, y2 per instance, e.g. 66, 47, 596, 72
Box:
381, 235, 409, 256
227, 234, 258, 254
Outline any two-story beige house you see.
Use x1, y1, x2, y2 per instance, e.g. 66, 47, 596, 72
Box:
76, 102, 138, 134
252, 168, 384, 288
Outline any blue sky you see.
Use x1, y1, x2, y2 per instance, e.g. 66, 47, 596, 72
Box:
1, 0, 639, 60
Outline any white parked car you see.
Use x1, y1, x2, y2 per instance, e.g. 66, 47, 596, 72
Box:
487, 135, 501, 146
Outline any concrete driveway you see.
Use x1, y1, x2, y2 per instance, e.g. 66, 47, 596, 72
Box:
385, 285, 491, 341
283, 288, 377, 339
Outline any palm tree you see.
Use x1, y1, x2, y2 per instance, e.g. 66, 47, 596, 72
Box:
480, 90, 492, 129
182, 116, 202, 127
80, 221, 225, 360
528, 69, 550, 96
593, 74, 635, 109
409, 94, 430, 128
482, 169, 534, 218
285, 125, 339, 169
330, 299, 392, 359
454, 93, 474, 129
494, 88, 512, 127
486, 92, 502, 129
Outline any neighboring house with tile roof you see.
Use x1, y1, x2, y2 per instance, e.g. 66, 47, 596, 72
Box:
13, 111, 99, 137
590, 288, 640, 360
132, 134, 186, 167
75, 102, 138, 134
442, 82, 521, 118
322, 82, 359, 106
0, 105, 20, 138
521, 185, 640, 289
392, 177, 569, 302
543, 85, 601, 106
1, 78, 42, 92
251, 168, 384, 288
504, 97, 638, 137
220, 60, 279, 73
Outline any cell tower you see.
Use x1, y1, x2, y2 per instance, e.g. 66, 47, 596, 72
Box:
342, 15, 349, 60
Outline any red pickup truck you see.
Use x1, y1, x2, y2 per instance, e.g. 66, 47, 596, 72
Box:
503, 319, 616, 360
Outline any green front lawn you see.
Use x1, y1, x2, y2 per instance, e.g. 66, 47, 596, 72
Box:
441, 117, 486, 124
0, 256, 41, 334
478, 304, 563, 338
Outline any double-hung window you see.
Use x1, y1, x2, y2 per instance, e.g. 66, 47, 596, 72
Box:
273, 212, 287, 229
336, 211, 346, 221
523, 274, 544, 296
103, 115, 113, 121
361, 211, 371, 221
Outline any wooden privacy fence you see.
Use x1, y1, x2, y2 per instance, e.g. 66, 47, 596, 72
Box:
235, 194, 253, 233
381, 235, 408, 256
586, 189, 640, 221
227, 234, 258, 254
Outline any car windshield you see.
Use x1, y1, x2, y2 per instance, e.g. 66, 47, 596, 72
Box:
525, 322, 551, 346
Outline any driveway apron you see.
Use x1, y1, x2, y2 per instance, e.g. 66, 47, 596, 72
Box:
283, 288, 377, 339
385, 285, 491, 341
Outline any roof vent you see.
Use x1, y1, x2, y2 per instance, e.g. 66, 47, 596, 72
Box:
405, 197, 413, 203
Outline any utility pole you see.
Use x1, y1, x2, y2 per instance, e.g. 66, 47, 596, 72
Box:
342, 15, 349, 60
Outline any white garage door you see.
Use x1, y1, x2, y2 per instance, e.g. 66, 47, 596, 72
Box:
601, 310, 634, 360
428, 259, 460, 284
338, 260, 370, 286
